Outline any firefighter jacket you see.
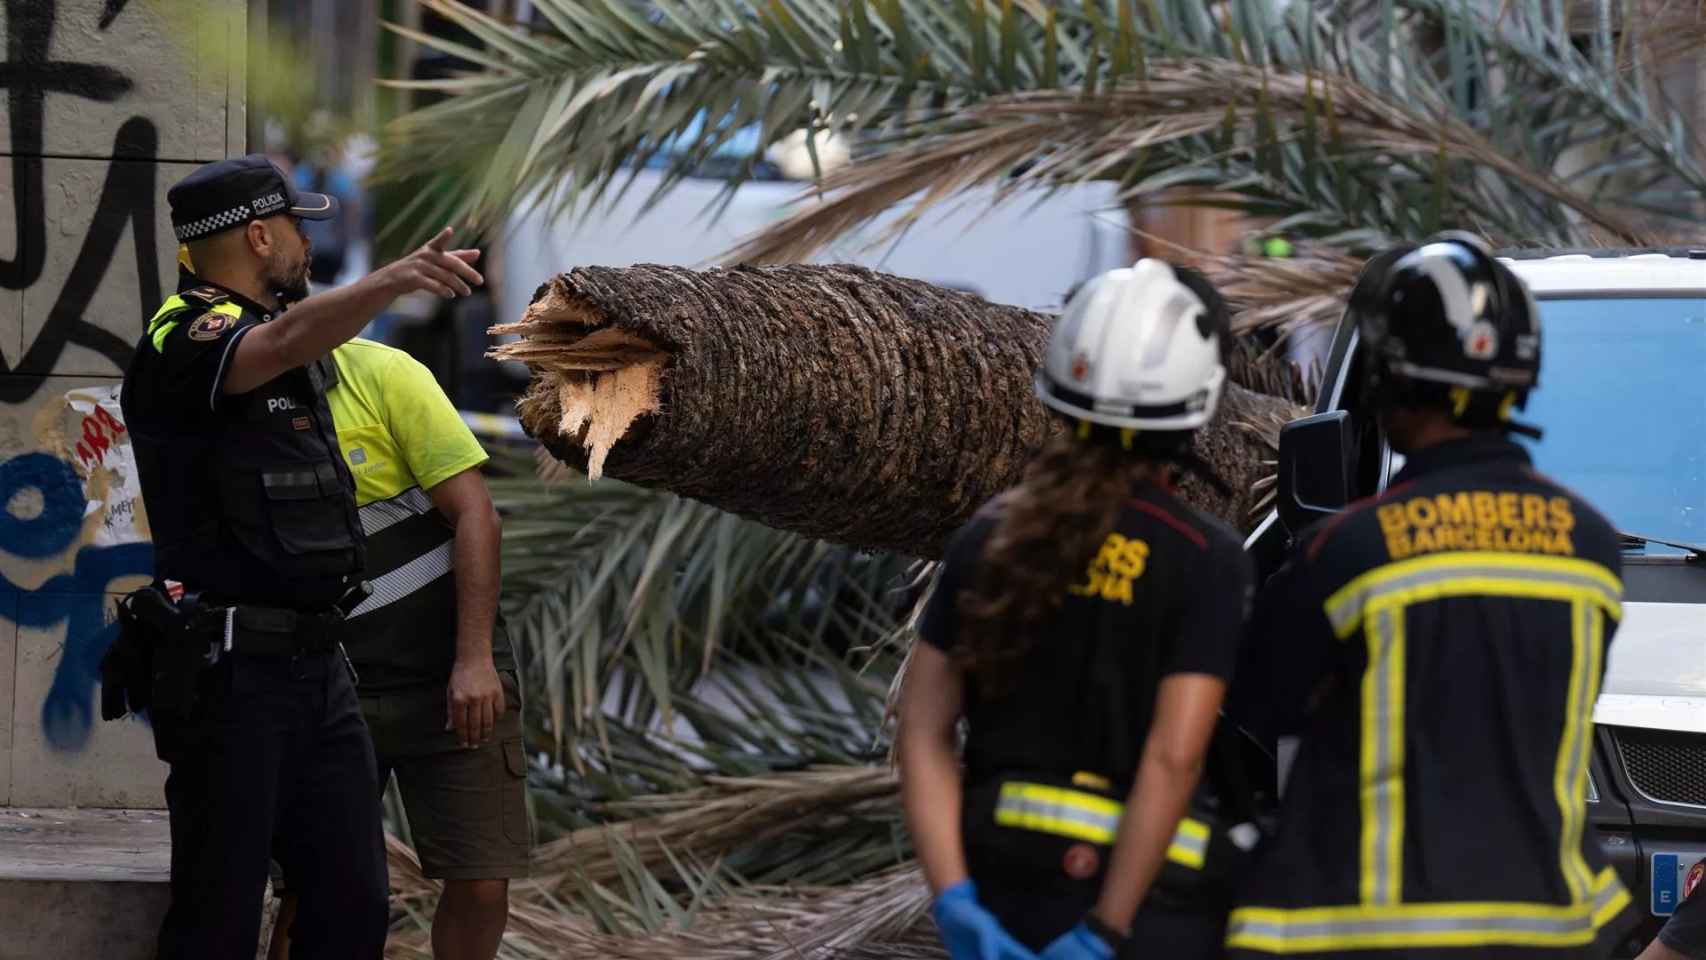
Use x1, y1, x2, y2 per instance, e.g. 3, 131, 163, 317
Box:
1227, 434, 1630, 957
120, 273, 365, 610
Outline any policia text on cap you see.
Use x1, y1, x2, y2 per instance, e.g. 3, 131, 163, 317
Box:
101, 154, 483, 959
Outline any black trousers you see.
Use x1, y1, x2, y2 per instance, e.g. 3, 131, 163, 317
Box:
968, 825, 1227, 959
977, 877, 1228, 959
154, 648, 389, 959
962, 818, 1228, 960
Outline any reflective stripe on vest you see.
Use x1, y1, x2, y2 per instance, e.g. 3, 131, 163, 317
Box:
1226, 866, 1631, 953
341, 485, 451, 621
993, 780, 1209, 870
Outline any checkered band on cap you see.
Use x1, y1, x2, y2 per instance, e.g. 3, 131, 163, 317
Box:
173, 203, 253, 242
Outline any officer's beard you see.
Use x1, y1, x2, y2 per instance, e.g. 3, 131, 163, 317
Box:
265, 249, 312, 305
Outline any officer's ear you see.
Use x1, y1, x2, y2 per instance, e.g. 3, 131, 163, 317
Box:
244, 218, 271, 259
247, 217, 292, 261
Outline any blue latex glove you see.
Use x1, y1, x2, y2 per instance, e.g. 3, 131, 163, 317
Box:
932, 880, 1041, 960
1040, 922, 1116, 960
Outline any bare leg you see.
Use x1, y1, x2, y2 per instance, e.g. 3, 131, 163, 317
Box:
431, 879, 509, 960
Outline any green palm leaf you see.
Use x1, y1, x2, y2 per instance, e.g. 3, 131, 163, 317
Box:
375, 0, 1706, 260
489, 447, 914, 762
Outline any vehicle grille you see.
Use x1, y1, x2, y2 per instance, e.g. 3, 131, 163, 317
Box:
1615, 727, 1706, 808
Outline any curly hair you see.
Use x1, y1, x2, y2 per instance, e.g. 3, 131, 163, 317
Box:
951, 428, 1164, 697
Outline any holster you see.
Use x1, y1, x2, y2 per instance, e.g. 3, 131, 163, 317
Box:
100, 591, 155, 721
101, 584, 218, 723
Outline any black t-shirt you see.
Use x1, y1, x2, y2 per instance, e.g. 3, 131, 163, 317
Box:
919, 481, 1253, 790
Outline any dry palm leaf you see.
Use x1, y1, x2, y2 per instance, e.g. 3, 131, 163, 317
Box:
528, 766, 898, 896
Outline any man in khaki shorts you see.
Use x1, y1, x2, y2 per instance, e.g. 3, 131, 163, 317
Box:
270, 335, 530, 959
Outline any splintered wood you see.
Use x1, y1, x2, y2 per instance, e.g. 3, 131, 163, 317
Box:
490, 279, 665, 480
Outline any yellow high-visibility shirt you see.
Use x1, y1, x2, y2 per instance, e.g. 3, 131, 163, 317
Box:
326, 338, 488, 506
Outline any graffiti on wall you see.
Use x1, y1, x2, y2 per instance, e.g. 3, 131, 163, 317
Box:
1, 0, 162, 401
2, 0, 160, 755
4, 446, 151, 752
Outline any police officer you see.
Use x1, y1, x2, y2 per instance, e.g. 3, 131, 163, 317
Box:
1226, 233, 1631, 958
117, 154, 484, 958
897, 260, 1255, 960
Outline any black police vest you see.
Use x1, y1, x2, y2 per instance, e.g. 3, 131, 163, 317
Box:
122, 289, 365, 607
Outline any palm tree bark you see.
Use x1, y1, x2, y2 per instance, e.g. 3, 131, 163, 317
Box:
494, 264, 1303, 559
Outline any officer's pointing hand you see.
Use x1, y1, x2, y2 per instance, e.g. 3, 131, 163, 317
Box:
385, 226, 485, 299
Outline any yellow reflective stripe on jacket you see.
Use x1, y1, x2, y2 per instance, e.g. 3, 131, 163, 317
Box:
1226, 867, 1630, 953
1553, 598, 1603, 902
1359, 604, 1406, 905
995, 782, 1121, 844
1323, 552, 1622, 639
147, 297, 241, 353
1326, 551, 1622, 915
994, 782, 1208, 871
1165, 817, 1210, 869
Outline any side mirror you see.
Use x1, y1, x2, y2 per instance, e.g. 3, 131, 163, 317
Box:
1276, 411, 1353, 536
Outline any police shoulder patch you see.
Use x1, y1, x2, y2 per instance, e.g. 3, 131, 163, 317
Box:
186, 310, 234, 342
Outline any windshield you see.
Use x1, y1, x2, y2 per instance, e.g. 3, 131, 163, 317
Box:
1517, 296, 1706, 555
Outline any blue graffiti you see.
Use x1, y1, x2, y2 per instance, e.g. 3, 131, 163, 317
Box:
0, 452, 153, 751
0, 454, 84, 556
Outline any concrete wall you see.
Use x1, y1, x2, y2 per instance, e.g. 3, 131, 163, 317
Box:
0, 0, 246, 807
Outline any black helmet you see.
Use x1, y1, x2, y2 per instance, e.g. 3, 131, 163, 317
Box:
1353, 232, 1541, 431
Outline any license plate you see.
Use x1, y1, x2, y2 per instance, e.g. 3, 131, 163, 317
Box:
1650, 850, 1706, 916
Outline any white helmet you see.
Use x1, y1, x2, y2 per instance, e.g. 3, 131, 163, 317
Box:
1035, 259, 1228, 433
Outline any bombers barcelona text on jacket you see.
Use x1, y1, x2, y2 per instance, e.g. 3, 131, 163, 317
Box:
1228, 434, 1631, 959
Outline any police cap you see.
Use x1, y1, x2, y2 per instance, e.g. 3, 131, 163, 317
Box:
168, 154, 338, 243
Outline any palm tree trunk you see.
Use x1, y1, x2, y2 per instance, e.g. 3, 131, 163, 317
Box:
493, 264, 1303, 558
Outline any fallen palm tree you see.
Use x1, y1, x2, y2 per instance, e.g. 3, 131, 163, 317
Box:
492, 264, 1305, 558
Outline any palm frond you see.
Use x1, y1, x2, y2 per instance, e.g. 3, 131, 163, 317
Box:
378, 0, 1706, 256
723, 59, 1651, 266
375, 0, 1074, 245
393, 858, 939, 960
529, 764, 899, 894
492, 461, 914, 759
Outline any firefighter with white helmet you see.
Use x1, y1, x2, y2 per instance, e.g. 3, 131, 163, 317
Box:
898, 259, 1257, 960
